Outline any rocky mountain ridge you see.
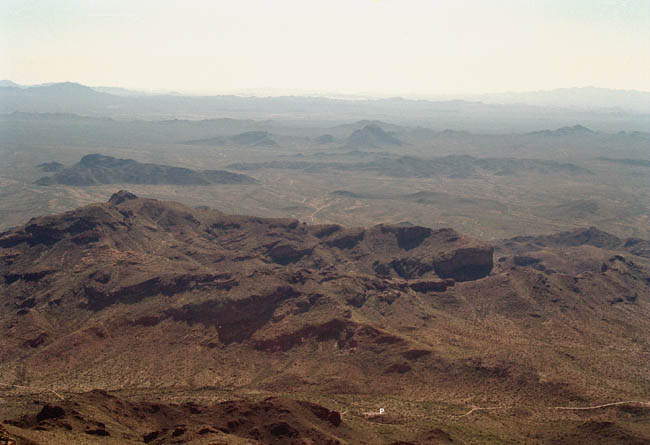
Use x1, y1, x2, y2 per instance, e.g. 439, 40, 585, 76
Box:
1, 192, 649, 443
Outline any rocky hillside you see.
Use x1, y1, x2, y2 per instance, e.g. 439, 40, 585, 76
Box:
3, 390, 364, 445
1, 192, 649, 443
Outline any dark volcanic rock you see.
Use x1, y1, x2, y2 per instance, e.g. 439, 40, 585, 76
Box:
513, 255, 541, 266
381, 225, 432, 250
23, 333, 48, 348
267, 421, 298, 437
433, 246, 494, 281
268, 244, 312, 265
409, 279, 453, 293
36, 405, 65, 422
8, 392, 364, 444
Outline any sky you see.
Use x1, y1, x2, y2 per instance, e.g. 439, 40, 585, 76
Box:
1, 0, 649, 96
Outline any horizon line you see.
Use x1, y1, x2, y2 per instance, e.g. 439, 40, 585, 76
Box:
2, 79, 650, 99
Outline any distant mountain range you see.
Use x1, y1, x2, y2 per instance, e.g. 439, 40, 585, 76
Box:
463, 86, 650, 114
3, 81, 648, 112
184, 130, 280, 147
1, 81, 648, 132
525, 124, 596, 137
35, 154, 257, 186
345, 124, 402, 148
0, 80, 22, 88
228, 154, 590, 179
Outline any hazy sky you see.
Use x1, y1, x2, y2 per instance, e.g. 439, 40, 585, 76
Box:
1, 0, 649, 95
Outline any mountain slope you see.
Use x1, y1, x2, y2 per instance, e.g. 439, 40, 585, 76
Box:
1, 193, 648, 394
1, 193, 649, 443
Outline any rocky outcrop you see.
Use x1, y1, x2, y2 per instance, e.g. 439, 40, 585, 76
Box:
108, 190, 138, 205
409, 279, 454, 293
433, 246, 494, 281
83, 273, 237, 311
380, 225, 432, 250
298, 401, 342, 426
6, 391, 356, 445
0, 424, 16, 445
267, 244, 313, 265
36, 405, 65, 422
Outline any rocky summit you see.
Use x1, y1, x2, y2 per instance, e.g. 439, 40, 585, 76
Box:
1, 192, 649, 444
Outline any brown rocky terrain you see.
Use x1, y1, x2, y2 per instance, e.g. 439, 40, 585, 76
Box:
3, 390, 361, 444
1, 192, 649, 443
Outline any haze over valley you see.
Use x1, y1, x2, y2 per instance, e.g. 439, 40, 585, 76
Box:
1, 1, 649, 444
0, 93, 648, 241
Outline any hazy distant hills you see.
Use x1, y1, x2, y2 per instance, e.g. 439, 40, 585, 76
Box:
1, 112, 647, 163
0, 80, 22, 88
597, 157, 650, 168
228, 154, 590, 178
345, 124, 402, 148
184, 130, 280, 147
466, 86, 650, 114
0, 82, 116, 115
525, 124, 596, 137
91, 86, 153, 97
1, 82, 648, 132
35, 154, 257, 186
36, 161, 64, 172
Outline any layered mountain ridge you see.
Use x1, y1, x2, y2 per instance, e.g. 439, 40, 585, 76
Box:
35, 154, 257, 186
1, 192, 649, 443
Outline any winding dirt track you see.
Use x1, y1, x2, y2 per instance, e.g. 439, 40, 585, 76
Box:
0, 383, 65, 400
309, 199, 331, 222
454, 400, 650, 418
